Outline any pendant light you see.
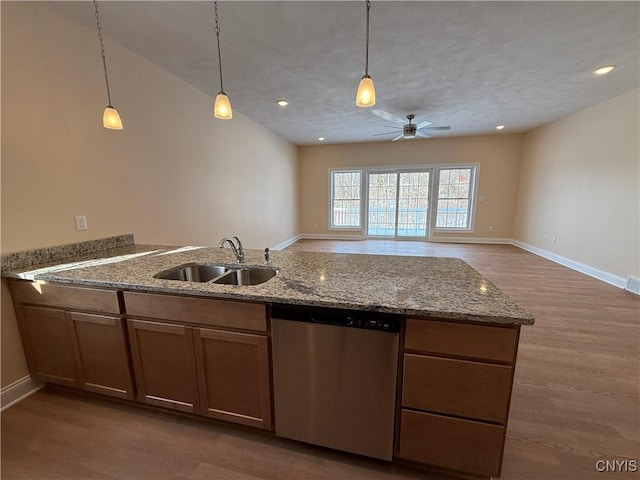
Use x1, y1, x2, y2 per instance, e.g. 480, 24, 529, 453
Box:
93, 0, 123, 130
356, 0, 375, 107
213, 1, 232, 119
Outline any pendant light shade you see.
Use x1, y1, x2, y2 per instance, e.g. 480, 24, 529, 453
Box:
213, 1, 232, 120
356, 1, 375, 108
94, 0, 123, 130
103, 106, 123, 130
356, 75, 376, 107
214, 92, 233, 119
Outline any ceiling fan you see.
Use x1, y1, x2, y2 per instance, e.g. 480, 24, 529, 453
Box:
373, 113, 451, 141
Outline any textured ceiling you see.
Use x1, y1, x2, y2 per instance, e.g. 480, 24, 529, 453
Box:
53, 1, 639, 145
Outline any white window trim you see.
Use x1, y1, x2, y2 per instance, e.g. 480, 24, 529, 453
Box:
328, 169, 364, 230
364, 168, 434, 240
327, 163, 480, 235
432, 164, 479, 234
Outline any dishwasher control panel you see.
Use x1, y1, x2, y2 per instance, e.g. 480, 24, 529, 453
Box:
271, 304, 400, 332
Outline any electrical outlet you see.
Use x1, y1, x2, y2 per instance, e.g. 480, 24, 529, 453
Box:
551, 237, 557, 245
543, 234, 547, 242
488, 225, 494, 232
478, 195, 485, 202
75, 215, 88, 231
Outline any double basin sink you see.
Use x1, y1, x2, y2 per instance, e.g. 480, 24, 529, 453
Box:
154, 263, 278, 286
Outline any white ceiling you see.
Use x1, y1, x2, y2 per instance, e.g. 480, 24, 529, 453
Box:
53, 1, 639, 145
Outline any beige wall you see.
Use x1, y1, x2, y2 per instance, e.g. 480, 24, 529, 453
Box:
513, 88, 640, 280
1, 3, 299, 388
298, 135, 524, 239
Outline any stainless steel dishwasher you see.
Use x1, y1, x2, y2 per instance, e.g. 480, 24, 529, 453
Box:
271, 304, 399, 461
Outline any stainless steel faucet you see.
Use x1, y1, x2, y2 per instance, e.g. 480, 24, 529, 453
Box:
218, 236, 245, 263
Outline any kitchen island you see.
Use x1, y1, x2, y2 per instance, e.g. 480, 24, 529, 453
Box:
2, 235, 533, 479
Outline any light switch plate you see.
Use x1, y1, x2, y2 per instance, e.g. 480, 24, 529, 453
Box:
75, 215, 88, 231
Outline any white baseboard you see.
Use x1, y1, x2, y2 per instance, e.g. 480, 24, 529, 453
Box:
1, 375, 43, 411
626, 277, 640, 295
271, 234, 303, 251
431, 237, 512, 244
300, 233, 366, 241
511, 240, 635, 292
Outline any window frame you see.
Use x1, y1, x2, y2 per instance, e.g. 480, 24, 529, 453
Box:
327, 163, 480, 235
328, 169, 363, 230
432, 164, 479, 233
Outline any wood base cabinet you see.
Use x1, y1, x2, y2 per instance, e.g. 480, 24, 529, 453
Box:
16, 305, 79, 387
123, 292, 272, 430
127, 319, 200, 414
194, 328, 271, 429
399, 410, 505, 478
10, 281, 134, 399
397, 318, 520, 478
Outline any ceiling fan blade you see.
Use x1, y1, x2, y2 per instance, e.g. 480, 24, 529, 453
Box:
424, 125, 451, 131
372, 132, 397, 137
416, 120, 432, 129
416, 131, 432, 139
371, 109, 406, 123
391, 134, 405, 142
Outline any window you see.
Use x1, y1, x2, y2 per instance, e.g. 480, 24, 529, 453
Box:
330, 170, 361, 228
366, 171, 431, 237
435, 167, 475, 230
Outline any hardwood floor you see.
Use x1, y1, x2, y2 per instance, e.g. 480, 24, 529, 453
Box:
2, 240, 639, 480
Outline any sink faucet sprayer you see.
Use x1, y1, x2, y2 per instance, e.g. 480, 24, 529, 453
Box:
218, 237, 244, 263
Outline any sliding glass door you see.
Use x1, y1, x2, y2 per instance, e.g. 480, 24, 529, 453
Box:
366, 170, 431, 239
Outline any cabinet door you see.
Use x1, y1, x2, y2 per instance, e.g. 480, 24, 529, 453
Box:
193, 328, 272, 429
127, 319, 200, 414
15, 305, 78, 386
69, 312, 134, 400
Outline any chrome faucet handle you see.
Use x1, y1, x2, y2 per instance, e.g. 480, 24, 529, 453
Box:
264, 248, 270, 263
218, 237, 243, 263
232, 237, 245, 263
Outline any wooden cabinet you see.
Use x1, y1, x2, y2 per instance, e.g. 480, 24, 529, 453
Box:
127, 319, 200, 414
193, 327, 271, 429
397, 318, 520, 478
16, 305, 79, 387
123, 291, 272, 429
10, 280, 134, 399
69, 312, 133, 399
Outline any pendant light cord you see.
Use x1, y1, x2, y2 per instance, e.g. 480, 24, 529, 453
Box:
214, 1, 225, 93
364, 0, 371, 76
93, 0, 113, 107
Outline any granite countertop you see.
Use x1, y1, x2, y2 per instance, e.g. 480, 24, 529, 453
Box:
1, 237, 534, 326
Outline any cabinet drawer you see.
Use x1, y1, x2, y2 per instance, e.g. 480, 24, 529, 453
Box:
405, 318, 518, 363
123, 292, 267, 332
403, 354, 512, 423
11, 281, 119, 314
399, 409, 505, 478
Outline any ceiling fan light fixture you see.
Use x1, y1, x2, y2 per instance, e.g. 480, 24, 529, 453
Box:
214, 92, 233, 119
212, 1, 232, 120
356, 1, 375, 108
103, 106, 123, 130
276, 99, 289, 107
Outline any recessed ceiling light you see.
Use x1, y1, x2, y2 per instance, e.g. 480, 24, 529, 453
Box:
276, 99, 289, 107
593, 65, 616, 76
496, 125, 505, 130
318, 137, 325, 141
